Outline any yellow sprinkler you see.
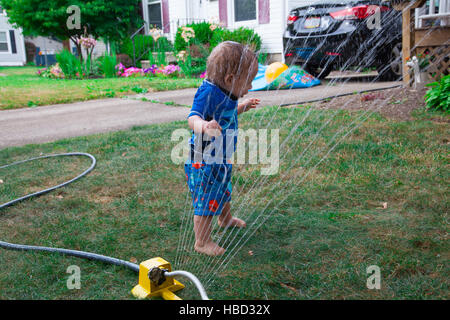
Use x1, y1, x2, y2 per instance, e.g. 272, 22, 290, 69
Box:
131, 257, 209, 300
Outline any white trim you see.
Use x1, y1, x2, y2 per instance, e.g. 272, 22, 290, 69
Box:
0, 29, 11, 54
142, 0, 164, 34
231, 0, 259, 28
415, 0, 450, 27
20, 27, 26, 63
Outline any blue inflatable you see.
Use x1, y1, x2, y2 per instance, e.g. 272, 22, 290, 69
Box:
250, 63, 321, 91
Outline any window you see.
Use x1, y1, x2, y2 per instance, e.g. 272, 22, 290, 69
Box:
148, 0, 162, 29
0, 31, 9, 52
234, 0, 256, 22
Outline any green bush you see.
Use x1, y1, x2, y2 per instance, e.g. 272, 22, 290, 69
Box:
424, 75, 450, 112
55, 50, 83, 79
121, 35, 173, 67
98, 53, 118, 78
174, 22, 214, 52
148, 37, 174, 66
174, 23, 262, 78
154, 36, 174, 52
210, 27, 262, 52
120, 35, 154, 65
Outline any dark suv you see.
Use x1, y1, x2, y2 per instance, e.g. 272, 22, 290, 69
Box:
283, 0, 403, 80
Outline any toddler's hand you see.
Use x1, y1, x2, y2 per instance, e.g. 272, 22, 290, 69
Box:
239, 98, 260, 113
203, 120, 222, 137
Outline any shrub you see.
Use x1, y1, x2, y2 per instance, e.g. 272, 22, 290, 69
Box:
154, 36, 174, 52
116, 53, 133, 68
210, 27, 262, 52
174, 22, 214, 52
174, 23, 262, 78
120, 35, 154, 64
98, 53, 118, 78
424, 75, 450, 112
120, 34, 173, 67
55, 50, 83, 79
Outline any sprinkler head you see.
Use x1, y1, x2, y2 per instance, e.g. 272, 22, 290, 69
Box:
131, 257, 185, 300
149, 267, 168, 286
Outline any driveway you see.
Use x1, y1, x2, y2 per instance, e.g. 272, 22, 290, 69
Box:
0, 78, 401, 149
141, 79, 401, 107
0, 99, 190, 149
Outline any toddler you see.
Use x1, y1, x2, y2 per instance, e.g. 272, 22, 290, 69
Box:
184, 41, 260, 256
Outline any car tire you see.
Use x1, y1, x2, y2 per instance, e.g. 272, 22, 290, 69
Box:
376, 42, 403, 81
304, 64, 333, 79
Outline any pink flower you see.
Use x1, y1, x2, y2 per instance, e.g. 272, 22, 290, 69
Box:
122, 67, 144, 77
78, 37, 97, 49
157, 64, 180, 76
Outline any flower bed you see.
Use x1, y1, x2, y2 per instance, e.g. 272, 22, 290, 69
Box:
115, 63, 181, 78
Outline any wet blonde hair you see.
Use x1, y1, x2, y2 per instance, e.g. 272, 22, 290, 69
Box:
206, 41, 258, 89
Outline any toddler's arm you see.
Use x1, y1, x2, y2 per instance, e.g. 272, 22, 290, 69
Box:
188, 116, 222, 137
238, 98, 260, 115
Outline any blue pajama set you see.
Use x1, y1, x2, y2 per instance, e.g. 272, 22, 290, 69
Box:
185, 79, 239, 216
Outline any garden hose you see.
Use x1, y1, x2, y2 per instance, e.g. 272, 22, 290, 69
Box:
164, 270, 209, 300
0, 152, 209, 300
0, 152, 97, 210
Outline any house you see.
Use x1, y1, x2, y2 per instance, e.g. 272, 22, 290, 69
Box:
0, 5, 107, 67
395, 0, 450, 86
0, 5, 26, 66
141, 0, 316, 62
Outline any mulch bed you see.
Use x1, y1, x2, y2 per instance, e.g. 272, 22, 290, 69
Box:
309, 86, 431, 121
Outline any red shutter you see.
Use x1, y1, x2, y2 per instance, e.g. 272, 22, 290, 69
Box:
259, 0, 270, 24
162, 0, 170, 33
219, 0, 228, 27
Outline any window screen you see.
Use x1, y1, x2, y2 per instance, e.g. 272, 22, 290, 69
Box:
148, 2, 162, 29
234, 0, 256, 22
0, 32, 8, 52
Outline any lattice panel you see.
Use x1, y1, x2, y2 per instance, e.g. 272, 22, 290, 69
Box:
415, 45, 450, 83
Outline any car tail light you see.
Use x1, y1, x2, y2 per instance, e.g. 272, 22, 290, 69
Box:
325, 52, 341, 56
287, 15, 299, 25
329, 5, 389, 20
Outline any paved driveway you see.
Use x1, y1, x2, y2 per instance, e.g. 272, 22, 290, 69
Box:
0, 99, 190, 149
142, 80, 401, 107
0, 78, 401, 149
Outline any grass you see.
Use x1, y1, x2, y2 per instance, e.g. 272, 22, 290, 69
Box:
0, 105, 448, 300
0, 67, 201, 110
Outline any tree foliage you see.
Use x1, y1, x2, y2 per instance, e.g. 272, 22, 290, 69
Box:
0, 0, 143, 45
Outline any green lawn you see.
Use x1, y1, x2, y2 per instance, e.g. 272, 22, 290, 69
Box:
0, 66, 201, 110
0, 105, 448, 300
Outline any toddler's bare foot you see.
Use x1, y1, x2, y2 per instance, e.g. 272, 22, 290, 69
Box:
218, 217, 247, 228
195, 241, 226, 256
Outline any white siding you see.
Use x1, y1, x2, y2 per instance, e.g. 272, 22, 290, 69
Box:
142, 0, 320, 54
167, 0, 188, 41
166, 0, 219, 41
227, 0, 286, 54
0, 14, 26, 66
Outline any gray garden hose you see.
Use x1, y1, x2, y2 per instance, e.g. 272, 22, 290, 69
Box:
0, 152, 97, 209
0, 152, 209, 299
0, 153, 141, 270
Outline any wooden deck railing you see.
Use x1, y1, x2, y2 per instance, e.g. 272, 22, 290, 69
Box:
415, 0, 450, 28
